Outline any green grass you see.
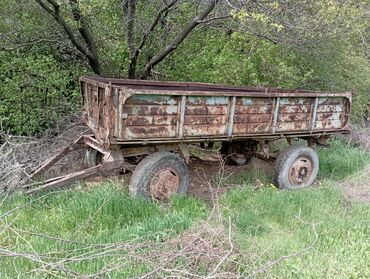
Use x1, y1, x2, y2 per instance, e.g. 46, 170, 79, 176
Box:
317, 138, 370, 180
0, 184, 208, 277
221, 184, 370, 278
220, 138, 370, 278
0, 138, 369, 278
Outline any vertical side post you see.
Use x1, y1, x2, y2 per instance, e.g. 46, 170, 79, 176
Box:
104, 84, 111, 139
84, 82, 89, 118
178, 96, 186, 139
118, 89, 123, 138
310, 97, 319, 131
272, 97, 280, 133
113, 88, 119, 137
227, 96, 236, 137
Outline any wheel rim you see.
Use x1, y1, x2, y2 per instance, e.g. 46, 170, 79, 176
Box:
148, 167, 180, 200
288, 156, 313, 187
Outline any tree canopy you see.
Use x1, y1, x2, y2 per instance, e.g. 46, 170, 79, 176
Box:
0, 0, 369, 134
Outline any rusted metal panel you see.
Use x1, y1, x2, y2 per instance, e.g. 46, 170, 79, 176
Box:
278, 113, 311, 122
276, 121, 310, 131
184, 115, 228, 125
80, 76, 352, 145
183, 96, 229, 137
120, 94, 179, 139
233, 97, 273, 135
274, 97, 313, 132
234, 114, 272, 123
278, 105, 312, 114
124, 126, 177, 139
184, 125, 227, 137
233, 123, 271, 134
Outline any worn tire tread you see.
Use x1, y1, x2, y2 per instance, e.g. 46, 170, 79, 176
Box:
130, 152, 189, 199
273, 144, 319, 189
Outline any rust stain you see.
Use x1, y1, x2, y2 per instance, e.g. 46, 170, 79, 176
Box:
80, 77, 352, 144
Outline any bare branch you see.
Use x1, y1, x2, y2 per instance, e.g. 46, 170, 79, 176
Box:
34, 0, 102, 75
69, 0, 102, 74
196, 14, 231, 24
128, 0, 178, 78
127, 0, 136, 58
141, 0, 219, 79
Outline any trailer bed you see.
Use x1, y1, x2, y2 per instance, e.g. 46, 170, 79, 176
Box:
80, 76, 351, 146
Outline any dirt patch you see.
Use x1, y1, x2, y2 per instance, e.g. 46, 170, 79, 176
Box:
338, 165, 370, 203
187, 156, 273, 203
85, 154, 274, 203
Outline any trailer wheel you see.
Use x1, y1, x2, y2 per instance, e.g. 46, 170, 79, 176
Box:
85, 148, 103, 168
130, 152, 189, 200
274, 145, 319, 189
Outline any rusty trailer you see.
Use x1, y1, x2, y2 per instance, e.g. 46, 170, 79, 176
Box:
24, 76, 352, 198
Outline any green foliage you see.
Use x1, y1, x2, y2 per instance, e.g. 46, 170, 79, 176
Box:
162, 32, 310, 88
0, 52, 83, 135
162, 30, 369, 122
290, 41, 370, 122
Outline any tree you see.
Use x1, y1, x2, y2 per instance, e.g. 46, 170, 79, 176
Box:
33, 0, 221, 78
0, 0, 369, 135
34, 0, 102, 75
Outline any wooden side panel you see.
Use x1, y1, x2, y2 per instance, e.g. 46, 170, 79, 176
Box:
84, 82, 108, 137
314, 97, 349, 130
86, 83, 98, 128
233, 97, 274, 134
275, 97, 312, 132
183, 96, 229, 136
121, 94, 179, 139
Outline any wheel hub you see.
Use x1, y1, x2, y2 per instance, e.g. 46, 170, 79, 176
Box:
148, 167, 180, 200
288, 156, 313, 187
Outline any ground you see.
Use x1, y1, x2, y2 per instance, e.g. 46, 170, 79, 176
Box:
97, 143, 370, 204
188, 155, 273, 203
0, 138, 369, 278
338, 165, 370, 203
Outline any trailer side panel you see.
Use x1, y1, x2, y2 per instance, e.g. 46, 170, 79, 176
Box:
80, 77, 351, 144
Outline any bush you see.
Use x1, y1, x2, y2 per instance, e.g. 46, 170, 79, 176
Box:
0, 52, 83, 135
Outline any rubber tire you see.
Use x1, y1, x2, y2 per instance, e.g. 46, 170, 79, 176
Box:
85, 148, 102, 168
273, 144, 319, 189
129, 152, 189, 199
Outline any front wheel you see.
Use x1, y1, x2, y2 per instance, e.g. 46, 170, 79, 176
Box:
129, 152, 189, 200
273, 145, 319, 189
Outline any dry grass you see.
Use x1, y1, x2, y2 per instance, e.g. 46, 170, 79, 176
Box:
345, 123, 370, 151
0, 116, 89, 192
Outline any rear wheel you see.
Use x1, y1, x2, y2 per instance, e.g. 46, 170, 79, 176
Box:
129, 152, 189, 200
273, 144, 319, 189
